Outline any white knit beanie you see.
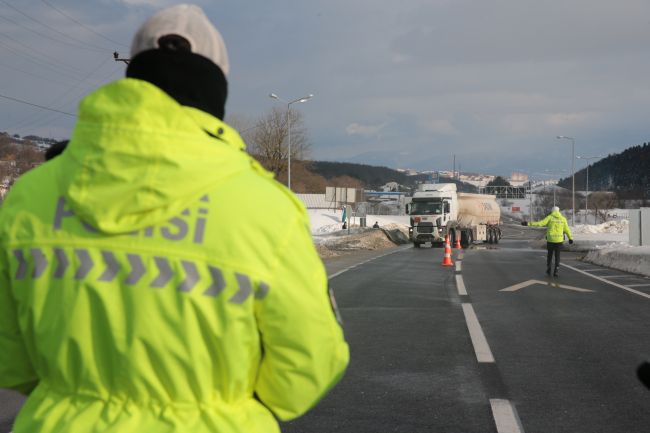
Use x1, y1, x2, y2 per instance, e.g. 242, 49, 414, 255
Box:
552, 206, 560, 212
130, 4, 229, 75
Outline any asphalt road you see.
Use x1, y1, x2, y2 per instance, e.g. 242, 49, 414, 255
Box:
281, 223, 650, 432
3, 222, 650, 432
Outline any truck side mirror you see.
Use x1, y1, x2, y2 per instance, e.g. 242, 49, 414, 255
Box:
405, 204, 409, 214
436, 217, 441, 228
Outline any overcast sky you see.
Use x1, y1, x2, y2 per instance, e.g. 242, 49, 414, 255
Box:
1, 0, 649, 178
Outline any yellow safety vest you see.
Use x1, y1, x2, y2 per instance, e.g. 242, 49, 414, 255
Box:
0, 79, 349, 433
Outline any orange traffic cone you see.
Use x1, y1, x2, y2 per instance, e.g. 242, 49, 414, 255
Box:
455, 234, 462, 249
442, 234, 453, 266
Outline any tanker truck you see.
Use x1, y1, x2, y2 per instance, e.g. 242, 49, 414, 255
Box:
405, 183, 501, 248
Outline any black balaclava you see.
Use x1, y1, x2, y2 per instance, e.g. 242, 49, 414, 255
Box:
126, 40, 228, 121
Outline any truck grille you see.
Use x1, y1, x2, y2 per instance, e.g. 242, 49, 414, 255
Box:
418, 226, 434, 233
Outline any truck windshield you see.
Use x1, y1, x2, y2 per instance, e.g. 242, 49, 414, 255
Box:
410, 201, 442, 215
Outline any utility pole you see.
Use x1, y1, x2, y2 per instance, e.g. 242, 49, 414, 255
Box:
114, 51, 131, 65
453, 154, 455, 180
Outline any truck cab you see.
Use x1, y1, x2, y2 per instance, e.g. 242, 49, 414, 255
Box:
406, 183, 501, 248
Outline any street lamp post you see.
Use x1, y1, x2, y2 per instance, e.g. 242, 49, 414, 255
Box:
556, 136, 575, 226
269, 93, 313, 190
575, 155, 601, 225
545, 169, 566, 206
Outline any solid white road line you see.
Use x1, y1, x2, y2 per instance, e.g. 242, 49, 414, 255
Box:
456, 274, 467, 295
456, 261, 462, 271
562, 263, 650, 301
461, 303, 495, 363
490, 399, 525, 433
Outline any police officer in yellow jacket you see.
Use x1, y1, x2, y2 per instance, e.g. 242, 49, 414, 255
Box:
521, 206, 573, 276
0, 5, 349, 432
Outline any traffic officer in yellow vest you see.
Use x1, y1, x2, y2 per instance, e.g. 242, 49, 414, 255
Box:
522, 206, 574, 276
0, 5, 349, 433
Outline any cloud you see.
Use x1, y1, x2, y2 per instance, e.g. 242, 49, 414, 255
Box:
346, 123, 386, 138
419, 118, 461, 135
392, 54, 409, 63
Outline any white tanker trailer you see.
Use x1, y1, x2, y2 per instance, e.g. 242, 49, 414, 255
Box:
405, 183, 501, 247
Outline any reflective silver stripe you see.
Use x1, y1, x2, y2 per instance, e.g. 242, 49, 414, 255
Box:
53, 248, 69, 278
199, 208, 208, 215
13, 250, 27, 280
144, 227, 154, 237
30, 248, 49, 279
203, 266, 226, 297
161, 217, 188, 241
53, 197, 75, 230
200, 195, 209, 202
177, 260, 199, 292
151, 257, 173, 288
124, 254, 145, 285
255, 282, 270, 300
230, 273, 252, 304
98, 251, 120, 282
74, 249, 93, 280
181, 209, 190, 216
193, 218, 206, 244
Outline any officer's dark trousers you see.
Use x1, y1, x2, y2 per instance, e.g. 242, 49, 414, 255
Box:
547, 242, 562, 269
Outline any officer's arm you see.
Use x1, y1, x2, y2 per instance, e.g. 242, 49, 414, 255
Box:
564, 220, 573, 240
0, 249, 38, 395
529, 214, 551, 227
254, 215, 349, 421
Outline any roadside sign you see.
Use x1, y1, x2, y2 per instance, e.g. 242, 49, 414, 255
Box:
512, 207, 520, 212
430, 172, 439, 183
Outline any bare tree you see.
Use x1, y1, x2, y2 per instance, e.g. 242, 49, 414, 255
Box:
243, 106, 313, 184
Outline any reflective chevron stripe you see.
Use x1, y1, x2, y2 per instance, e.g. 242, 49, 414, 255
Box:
13, 250, 28, 280
204, 266, 226, 297
74, 249, 93, 279
125, 254, 145, 285
31, 248, 49, 279
177, 261, 199, 292
151, 257, 173, 288
10, 247, 269, 303
230, 273, 253, 304
98, 251, 120, 282
53, 248, 69, 278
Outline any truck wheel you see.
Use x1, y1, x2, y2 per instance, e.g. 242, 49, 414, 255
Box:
494, 229, 499, 244
466, 230, 474, 245
449, 230, 456, 247
487, 228, 494, 244
413, 242, 421, 248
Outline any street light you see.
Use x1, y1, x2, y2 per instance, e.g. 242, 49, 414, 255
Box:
269, 93, 313, 190
557, 136, 575, 226
545, 169, 566, 206
575, 155, 601, 225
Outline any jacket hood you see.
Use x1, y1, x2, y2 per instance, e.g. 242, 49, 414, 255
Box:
551, 210, 563, 218
56, 79, 255, 234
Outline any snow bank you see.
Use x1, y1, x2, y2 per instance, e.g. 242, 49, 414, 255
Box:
307, 210, 409, 235
583, 246, 650, 278
572, 220, 629, 235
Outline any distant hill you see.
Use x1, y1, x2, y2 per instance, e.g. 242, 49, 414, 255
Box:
557, 142, 650, 197
0, 132, 56, 148
309, 160, 477, 192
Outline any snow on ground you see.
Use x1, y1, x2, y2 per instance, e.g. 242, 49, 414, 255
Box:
584, 246, 650, 278
308, 209, 409, 235
307, 210, 410, 256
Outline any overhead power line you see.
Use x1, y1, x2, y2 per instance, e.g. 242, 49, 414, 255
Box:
16, 63, 125, 135
0, 12, 110, 53
0, 94, 76, 116
0, 29, 106, 77
0, 59, 94, 90
0, 41, 104, 84
3, 55, 112, 131
0, 0, 114, 52
41, 0, 130, 49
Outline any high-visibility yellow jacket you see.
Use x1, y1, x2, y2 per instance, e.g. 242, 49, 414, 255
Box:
0, 79, 349, 433
528, 210, 573, 243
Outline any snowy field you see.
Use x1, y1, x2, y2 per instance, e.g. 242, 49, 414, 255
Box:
307, 209, 409, 235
